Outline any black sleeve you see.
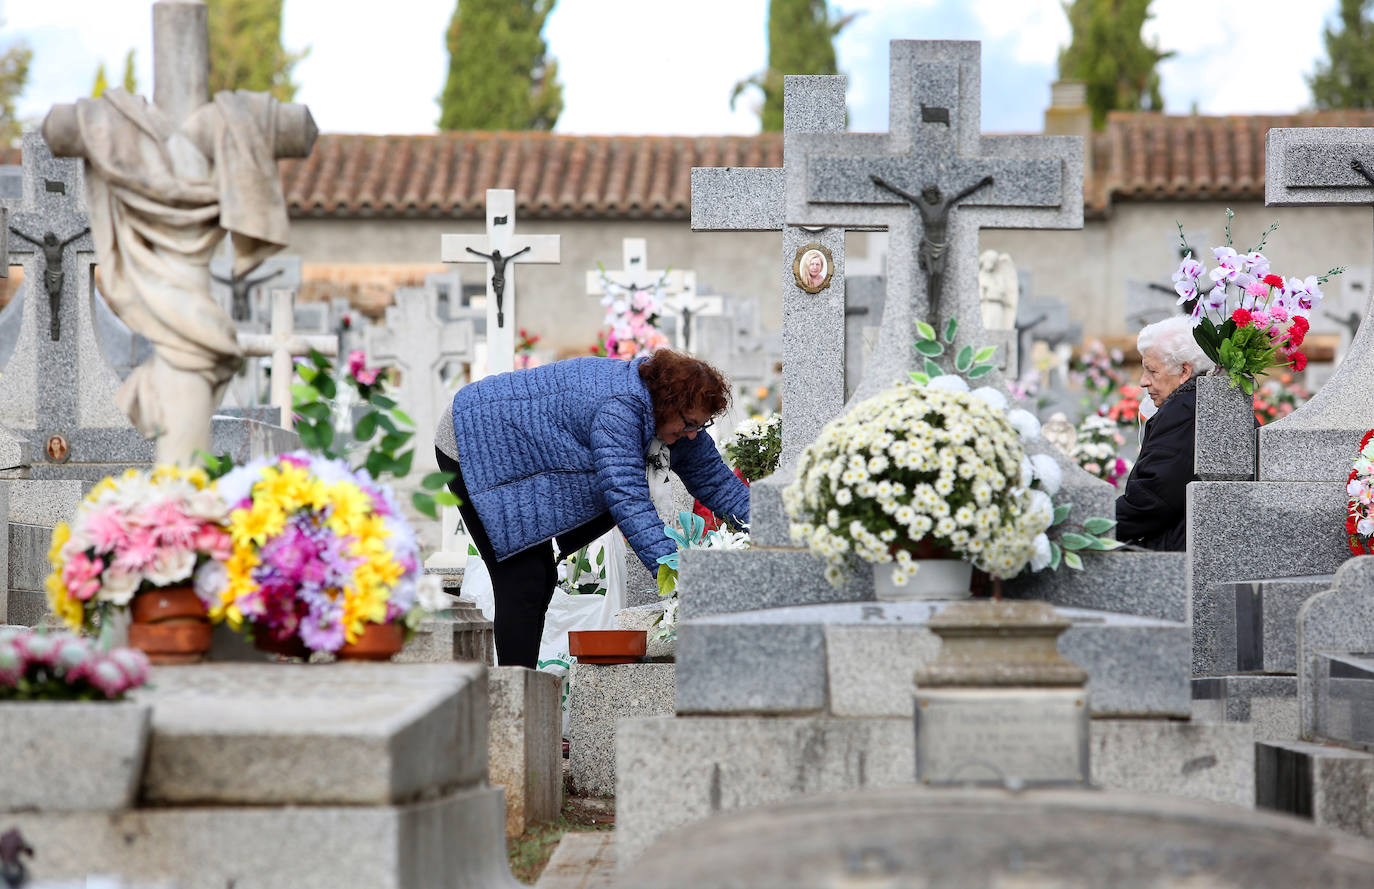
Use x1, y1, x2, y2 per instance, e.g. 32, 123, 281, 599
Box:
1115, 398, 1194, 544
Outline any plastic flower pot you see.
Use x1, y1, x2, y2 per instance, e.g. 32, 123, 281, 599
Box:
128, 585, 211, 665
568, 629, 647, 665
337, 622, 405, 661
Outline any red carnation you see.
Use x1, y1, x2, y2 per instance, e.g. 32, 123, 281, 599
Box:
1288, 326, 1306, 348
1231, 307, 1252, 326
1263, 274, 1285, 288
1292, 315, 1310, 332
1292, 352, 1308, 372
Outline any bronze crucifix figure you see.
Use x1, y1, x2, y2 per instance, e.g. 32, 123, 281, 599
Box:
465, 245, 531, 328
7, 226, 91, 341
870, 174, 994, 312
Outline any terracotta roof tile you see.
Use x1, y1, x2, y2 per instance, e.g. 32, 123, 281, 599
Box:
7, 111, 1374, 219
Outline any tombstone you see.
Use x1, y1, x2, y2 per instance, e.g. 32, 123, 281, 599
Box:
1257, 127, 1374, 481
692, 76, 849, 465
41, 0, 317, 464
238, 289, 339, 429
0, 132, 149, 479
440, 188, 559, 376
364, 286, 476, 473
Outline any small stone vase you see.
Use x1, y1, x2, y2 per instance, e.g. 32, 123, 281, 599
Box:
1194, 373, 1256, 481
126, 585, 212, 665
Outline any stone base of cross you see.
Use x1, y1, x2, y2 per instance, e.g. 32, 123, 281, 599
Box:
237, 289, 338, 429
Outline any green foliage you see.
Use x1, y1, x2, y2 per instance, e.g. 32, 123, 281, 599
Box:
291, 350, 458, 520
205, 0, 309, 102
0, 24, 32, 147
1309, 0, 1374, 109
731, 0, 857, 131
562, 543, 608, 596
121, 49, 138, 93
91, 62, 109, 98
1057, 0, 1173, 129
724, 415, 783, 482
907, 318, 999, 385
438, 0, 563, 130
1194, 317, 1277, 394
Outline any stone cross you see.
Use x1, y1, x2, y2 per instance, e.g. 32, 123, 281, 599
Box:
787, 41, 1083, 405
586, 238, 708, 351
440, 189, 559, 375
692, 75, 849, 464
363, 286, 475, 472
238, 289, 338, 429
0, 132, 139, 470
41, 0, 317, 465
1258, 127, 1374, 481
210, 252, 303, 326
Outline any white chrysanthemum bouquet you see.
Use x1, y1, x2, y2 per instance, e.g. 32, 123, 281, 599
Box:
784, 383, 1052, 588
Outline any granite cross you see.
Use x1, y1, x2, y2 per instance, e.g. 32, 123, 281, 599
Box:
0, 131, 137, 468
40, 0, 317, 465
238, 289, 338, 429
787, 40, 1083, 405
441, 189, 559, 375
363, 285, 475, 472
1257, 127, 1374, 481
691, 75, 850, 464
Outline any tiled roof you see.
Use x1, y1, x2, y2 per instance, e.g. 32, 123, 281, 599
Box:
7, 110, 1374, 219
1087, 109, 1374, 213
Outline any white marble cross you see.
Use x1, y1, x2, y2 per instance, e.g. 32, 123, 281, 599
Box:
238, 289, 338, 429
585, 238, 706, 351
440, 189, 559, 375
363, 286, 476, 472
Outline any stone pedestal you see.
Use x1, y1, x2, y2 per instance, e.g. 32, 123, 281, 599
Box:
913, 600, 1090, 787
488, 666, 563, 837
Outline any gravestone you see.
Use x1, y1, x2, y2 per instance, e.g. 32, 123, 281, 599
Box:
364, 286, 476, 473
440, 188, 559, 376
0, 132, 150, 479
692, 76, 850, 464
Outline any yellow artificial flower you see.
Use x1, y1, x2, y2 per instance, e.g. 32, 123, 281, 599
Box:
231, 503, 286, 548
369, 554, 403, 589
48, 521, 71, 566
258, 464, 312, 513
45, 573, 82, 631
324, 481, 371, 536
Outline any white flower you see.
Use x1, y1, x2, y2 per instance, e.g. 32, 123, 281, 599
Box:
1360, 517, 1374, 536
1029, 454, 1063, 495
927, 374, 970, 393
146, 548, 197, 587
1020, 456, 1034, 489
970, 386, 1008, 412
99, 569, 140, 607
416, 575, 452, 613
1029, 533, 1052, 571
1006, 409, 1041, 439
193, 560, 228, 601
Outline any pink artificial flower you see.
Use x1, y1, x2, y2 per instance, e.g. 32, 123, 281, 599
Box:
111, 527, 159, 574
347, 350, 367, 378
84, 507, 130, 555
62, 552, 105, 601
1250, 310, 1270, 327
1270, 305, 1289, 322
193, 525, 233, 561
1246, 280, 1269, 300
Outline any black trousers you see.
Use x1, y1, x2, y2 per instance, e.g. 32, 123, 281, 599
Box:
436, 448, 616, 668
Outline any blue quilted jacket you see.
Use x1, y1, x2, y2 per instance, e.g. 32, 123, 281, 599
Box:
450, 355, 750, 571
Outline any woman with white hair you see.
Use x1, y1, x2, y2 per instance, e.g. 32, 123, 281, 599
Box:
1115, 314, 1216, 551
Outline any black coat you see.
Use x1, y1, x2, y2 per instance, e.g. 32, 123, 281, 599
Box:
1115, 377, 1197, 552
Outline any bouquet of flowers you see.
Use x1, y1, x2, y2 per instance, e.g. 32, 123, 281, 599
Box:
654, 511, 751, 641
723, 414, 783, 483
1170, 212, 1343, 394
0, 628, 150, 701
590, 270, 671, 359
1346, 430, 1374, 556
784, 382, 1052, 587
1253, 373, 1311, 426
46, 466, 232, 633
1103, 384, 1144, 426
1072, 414, 1131, 487
207, 451, 424, 654
1071, 339, 1126, 404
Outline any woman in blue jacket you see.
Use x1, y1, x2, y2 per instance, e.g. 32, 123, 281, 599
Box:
434, 350, 750, 667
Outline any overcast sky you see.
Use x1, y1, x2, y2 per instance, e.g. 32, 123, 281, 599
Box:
6, 0, 1340, 137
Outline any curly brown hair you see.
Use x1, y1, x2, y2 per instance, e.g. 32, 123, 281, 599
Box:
638, 350, 731, 429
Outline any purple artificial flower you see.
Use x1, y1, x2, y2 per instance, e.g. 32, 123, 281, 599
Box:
298, 604, 346, 652
1246, 252, 1271, 278
1172, 253, 1203, 285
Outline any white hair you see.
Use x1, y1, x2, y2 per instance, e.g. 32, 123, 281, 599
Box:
1136, 315, 1214, 376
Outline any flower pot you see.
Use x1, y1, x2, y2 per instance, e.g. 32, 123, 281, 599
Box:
253, 630, 312, 660
129, 586, 211, 665
568, 629, 647, 665
337, 622, 404, 661
873, 559, 973, 601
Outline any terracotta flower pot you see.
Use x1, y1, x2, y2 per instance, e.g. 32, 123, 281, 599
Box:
129, 586, 211, 665
253, 630, 312, 660
568, 629, 647, 665
337, 622, 404, 661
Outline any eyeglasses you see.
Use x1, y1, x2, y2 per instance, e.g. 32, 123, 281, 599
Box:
680, 414, 714, 434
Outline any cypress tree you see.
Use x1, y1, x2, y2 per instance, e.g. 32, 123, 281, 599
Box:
438, 0, 563, 131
